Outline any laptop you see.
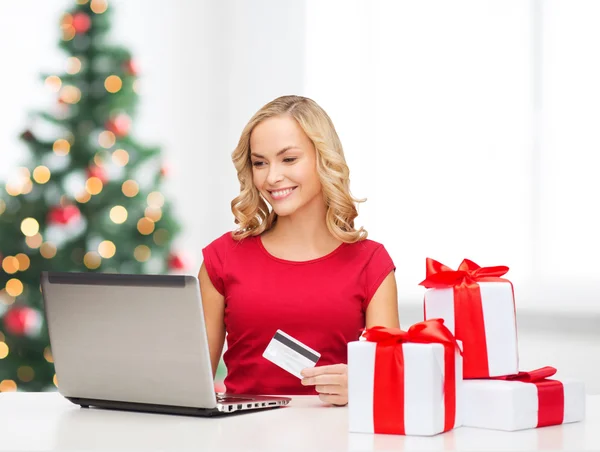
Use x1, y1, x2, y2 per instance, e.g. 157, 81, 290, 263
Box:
40, 271, 291, 416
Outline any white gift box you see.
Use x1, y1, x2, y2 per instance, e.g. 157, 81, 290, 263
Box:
424, 281, 518, 378
461, 378, 585, 431
348, 341, 462, 436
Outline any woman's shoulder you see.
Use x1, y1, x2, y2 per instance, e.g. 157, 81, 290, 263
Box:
344, 238, 394, 264
204, 230, 256, 253
347, 238, 388, 253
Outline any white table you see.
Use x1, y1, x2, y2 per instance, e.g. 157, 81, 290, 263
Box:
0, 393, 597, 451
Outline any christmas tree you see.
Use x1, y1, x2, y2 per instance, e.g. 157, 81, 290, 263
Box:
0, 0, 187, 392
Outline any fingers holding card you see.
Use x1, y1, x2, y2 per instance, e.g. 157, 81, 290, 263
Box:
262, 330, 320, 379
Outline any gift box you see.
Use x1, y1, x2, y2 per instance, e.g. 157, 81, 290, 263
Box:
461, 367, 585, 431
420, 257, 519, 378
348, 319, 462, 436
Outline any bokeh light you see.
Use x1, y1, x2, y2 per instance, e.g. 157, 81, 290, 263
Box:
98, 131, 116, 148
110, 206, 127, 224
104, 75, 122, 93
5, 279, 24, 297
98, 240, 116, 259
40, 242, 58, 259
21, 218, 40, 237
0, 343, 8, 360
145, 207, 162, 222
85, 177, 103, 195
75, 191, 92, 203
15, 254, 31, 271
0, 380, 17, 392
91, 0, 108, 14
66, 57, 82, 74
121, 180, 139, 198
134, 245, 151, 262
0, 199, 5, 215
33, 166, 51, 184
137, 217, 155, 235
45, 76, 62, 92
83, 251, 101, 269
147, 191, 165, 208
60, 85, 82, 104
26, 233, 43, 249
1, 257, 19, 274
44, 346, 54, 363
17, 366, 35, 383
53, 139, 71, 156
153, 228, 169, 246
112, 149, 129, 166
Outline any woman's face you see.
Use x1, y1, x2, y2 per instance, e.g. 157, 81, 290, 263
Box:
249, 115, 323, 218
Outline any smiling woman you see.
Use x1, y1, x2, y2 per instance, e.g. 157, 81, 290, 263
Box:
198, 95, 400, 406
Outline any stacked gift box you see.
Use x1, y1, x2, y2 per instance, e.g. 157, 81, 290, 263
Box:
348, 258, 586, 436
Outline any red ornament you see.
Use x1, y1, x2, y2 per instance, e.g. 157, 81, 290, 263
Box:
3, 306, 42, 337
20, 130, 35, 142
47, 205, 81, 225
168, 253, 187, 270
87, 165, 108, 183
72, 12, 91, 34
123, 59, 138, 76
105, 114, 131, 137
160, 164, 170, 178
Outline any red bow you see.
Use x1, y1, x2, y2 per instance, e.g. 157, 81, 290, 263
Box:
363, 319, 461, 435
419, 258, 513, 378
419, 258, 509, 288
492, 366, 564, 428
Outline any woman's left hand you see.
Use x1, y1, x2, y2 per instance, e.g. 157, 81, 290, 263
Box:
300, 364, 348, 406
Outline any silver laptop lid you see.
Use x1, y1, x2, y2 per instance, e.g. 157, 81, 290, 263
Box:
41, 272, 217, 409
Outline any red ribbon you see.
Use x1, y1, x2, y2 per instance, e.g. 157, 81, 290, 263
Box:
363, 319, 461, 435
492, 366, 565, 428
419, 257, 512, 378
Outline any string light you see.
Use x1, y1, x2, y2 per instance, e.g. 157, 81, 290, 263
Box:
104, 75, 122, 93
40, 242, 58, 259
5, 279, 24, 297
147, 191, 165, 208
60, 85, 81, 104
15, 254, 30, 271
17, 366, 35, 383
98, 240, 116, 259
66, 57, 82, 74
112, 149, 129, 166
134, 245, 151, 262
33, 166, 51, 184
121, 180, 139, 197
44, 346, 54, 363
85, 177, 103, 195
0, 342, 7, 360
153, 228, 169, 245
21, 218, 40, 237
1, 256, 19, 274
137, 217, 155, 235
26, 233, 43, 249
83, 251, 101, 269
110, 206, 127, 224
91, 0, 108, 14
53, 139, 70, 156
98, 131, 116, 148
45, 76, 62, 92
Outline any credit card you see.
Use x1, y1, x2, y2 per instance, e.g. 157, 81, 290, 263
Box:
262, 329, 321, 379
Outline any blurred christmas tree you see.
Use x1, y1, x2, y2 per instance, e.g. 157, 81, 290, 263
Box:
0, 0, 189, 392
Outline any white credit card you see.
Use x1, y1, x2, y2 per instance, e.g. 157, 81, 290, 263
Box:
262, 329, 321, 379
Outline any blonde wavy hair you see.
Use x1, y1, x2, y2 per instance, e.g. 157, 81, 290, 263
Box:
231, 95, 367, 243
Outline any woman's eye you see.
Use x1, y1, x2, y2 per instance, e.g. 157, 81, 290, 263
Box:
252, 161, 265, 167
283, 158, 297, 163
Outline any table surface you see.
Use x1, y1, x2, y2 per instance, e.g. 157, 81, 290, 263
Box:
0, 393, 597, 451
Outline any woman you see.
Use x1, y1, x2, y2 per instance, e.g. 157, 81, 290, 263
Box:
199, 95, 399, 406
